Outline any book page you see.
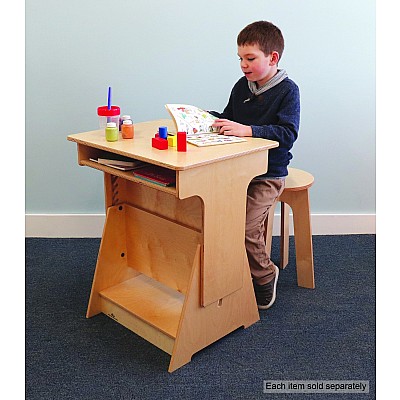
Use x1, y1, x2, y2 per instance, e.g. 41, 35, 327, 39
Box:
165, 104, 219, 134
186, 133, 246, 147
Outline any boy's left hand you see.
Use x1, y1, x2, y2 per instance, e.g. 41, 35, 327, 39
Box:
212, 119, 252, 137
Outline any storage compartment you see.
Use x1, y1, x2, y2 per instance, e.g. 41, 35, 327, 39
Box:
100, 274, 184, 354
86, 203, 202, 354
76, 144, 178, 195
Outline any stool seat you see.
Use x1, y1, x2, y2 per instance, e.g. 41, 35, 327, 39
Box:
284, 168, 314, 191
265, 167, 315, 289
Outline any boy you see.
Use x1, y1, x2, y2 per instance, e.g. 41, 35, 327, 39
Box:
211, 21, 300, 309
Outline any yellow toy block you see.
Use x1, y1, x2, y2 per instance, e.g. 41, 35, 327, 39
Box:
168, 134, 177, 147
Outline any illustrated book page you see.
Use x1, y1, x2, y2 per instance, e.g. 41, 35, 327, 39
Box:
165, 104, 219, 134
165, 103, 247, 146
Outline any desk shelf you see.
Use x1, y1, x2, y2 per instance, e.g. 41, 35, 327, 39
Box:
100, 274, 184, 339
81, 159, 177, 196
99, 273, 184, 354
72, 141, 178, 195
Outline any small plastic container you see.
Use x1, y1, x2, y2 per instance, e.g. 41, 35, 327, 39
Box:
105, 122, 118, 142
97, 106, 120, 129
121, 120, 134, 139
119, 115, 132, 131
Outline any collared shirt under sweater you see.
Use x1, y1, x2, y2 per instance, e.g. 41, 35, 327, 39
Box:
211, 75, 300, 178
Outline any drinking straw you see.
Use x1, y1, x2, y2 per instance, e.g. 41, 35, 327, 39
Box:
107, 86, 111, 110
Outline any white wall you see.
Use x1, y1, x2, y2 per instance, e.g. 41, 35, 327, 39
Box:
25, 0, 375, 223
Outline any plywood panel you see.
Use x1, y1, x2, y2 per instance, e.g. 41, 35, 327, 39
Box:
125, 205, 201, 294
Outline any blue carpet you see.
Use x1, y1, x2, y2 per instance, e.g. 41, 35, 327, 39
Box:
26, 235, 375, 399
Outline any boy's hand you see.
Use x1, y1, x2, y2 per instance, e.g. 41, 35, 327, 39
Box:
212, 119, 252, 137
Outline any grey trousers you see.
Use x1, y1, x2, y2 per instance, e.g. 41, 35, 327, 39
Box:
245, 178, 285, 285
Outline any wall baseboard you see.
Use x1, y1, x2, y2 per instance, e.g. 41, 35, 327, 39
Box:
25, 213, 376, 238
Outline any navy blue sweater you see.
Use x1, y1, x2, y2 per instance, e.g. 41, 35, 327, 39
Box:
211, 76, 300, 178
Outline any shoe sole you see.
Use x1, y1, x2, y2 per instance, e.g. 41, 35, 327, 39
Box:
258, 265, 279, 310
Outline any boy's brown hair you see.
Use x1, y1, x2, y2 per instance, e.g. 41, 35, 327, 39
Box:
237, 21, 284, 59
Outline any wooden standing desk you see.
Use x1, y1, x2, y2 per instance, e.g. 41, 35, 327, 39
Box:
68, 118, 279, 372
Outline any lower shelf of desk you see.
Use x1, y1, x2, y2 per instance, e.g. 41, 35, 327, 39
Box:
99, 274, 183, 354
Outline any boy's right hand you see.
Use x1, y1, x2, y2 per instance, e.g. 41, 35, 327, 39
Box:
212, 119, 252, 137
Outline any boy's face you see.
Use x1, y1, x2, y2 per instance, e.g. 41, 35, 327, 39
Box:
238, 44, 279, 87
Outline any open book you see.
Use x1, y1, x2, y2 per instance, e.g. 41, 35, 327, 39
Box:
165, 104, 219, 134
165, 103, 246, 147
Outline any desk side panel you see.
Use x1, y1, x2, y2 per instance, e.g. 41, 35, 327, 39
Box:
177, 150, 269, 306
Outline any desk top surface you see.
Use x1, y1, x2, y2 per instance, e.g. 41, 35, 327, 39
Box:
68, 118, 279, 170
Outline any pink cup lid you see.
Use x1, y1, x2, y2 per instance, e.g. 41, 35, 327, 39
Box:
97, 105, 120, 116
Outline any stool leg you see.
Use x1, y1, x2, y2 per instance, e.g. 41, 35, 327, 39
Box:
280, 189, 315, 289
280, 201, 290, 269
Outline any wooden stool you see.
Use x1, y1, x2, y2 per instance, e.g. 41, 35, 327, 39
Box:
265, 168, 315, 289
